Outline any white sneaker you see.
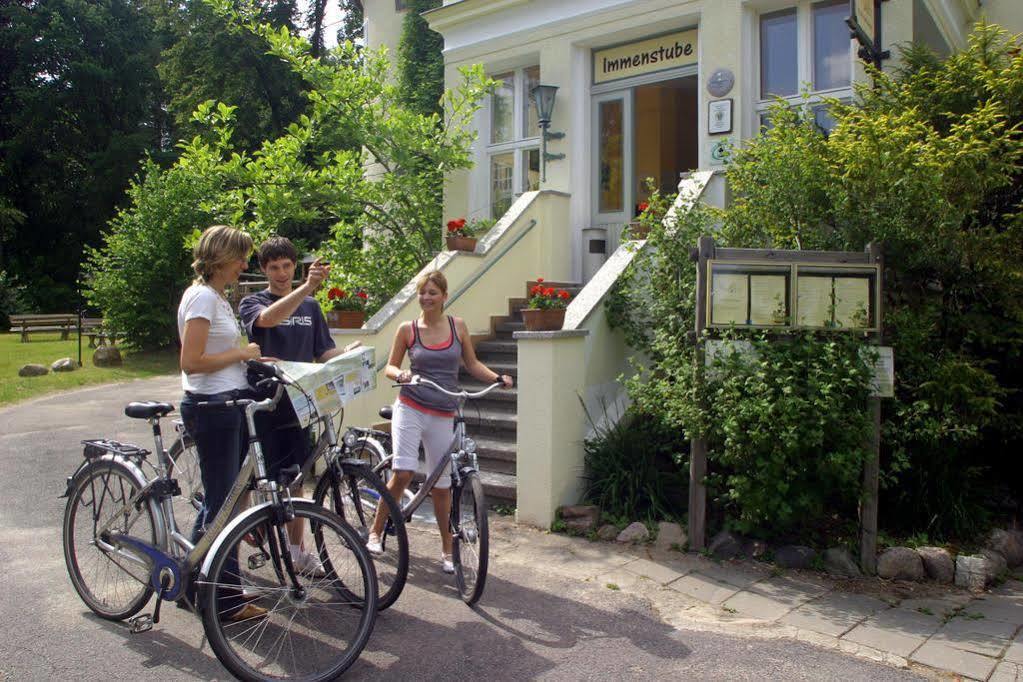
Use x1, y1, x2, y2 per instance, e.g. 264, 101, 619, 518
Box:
366, 533, 383, 556
291, 547, 326, 578
441, 553, 454, 574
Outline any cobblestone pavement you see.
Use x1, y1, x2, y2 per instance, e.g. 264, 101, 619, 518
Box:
491, 519, 1023, 681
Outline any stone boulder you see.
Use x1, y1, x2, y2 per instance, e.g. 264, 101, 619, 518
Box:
655, 522, 687, 551
877, 547, 925, 581
51, 357, 76, 372
986, 529, 1023, 568
955, 553, 1004, 591
93, 346, 122, 367
18, 363, 48, 377
774, 545, 817, 569
823, 547, 861, 578
596, 524, 620, 541
917, 546, 955, 584
708, 530, 743, 560
616, 522, 649, 543
559, 505, 599, 534
743, 539, 769, 559
981, 549, 1008, 578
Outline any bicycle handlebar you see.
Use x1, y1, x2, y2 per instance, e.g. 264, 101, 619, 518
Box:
392, 375, 503, 400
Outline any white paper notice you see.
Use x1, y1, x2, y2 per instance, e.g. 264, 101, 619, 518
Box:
797, 276, 832, 327
833, 277, 871, 328
711, 273, 748, 325
749, 274, 787, 325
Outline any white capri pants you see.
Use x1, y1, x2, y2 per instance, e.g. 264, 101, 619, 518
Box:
391, 400, 456, 489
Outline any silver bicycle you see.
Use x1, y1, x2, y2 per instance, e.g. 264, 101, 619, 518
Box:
374, 375, 503, 606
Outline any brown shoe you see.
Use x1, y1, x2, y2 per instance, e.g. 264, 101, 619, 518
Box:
225, 603, 268, 623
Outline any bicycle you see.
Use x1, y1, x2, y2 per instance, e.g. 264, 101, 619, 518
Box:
369, 375, 503, 606
167, 392, 409, 611
61, 360, 378, 681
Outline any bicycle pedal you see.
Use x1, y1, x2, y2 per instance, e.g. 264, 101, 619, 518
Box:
128, 613, 154, 634
248, 552, 268, 570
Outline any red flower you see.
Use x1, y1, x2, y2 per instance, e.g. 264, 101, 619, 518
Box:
544, 287, 555, 297
536, 277, 544, 283
328, 287, 344, 300
638, 201, 650, 212
530, 284, 543, 296
447, 218, 467, 230
356, 291, 368, 300
558, 290, 571, 300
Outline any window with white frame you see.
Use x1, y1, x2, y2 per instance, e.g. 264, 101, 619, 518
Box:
757, 0, 852, 134
487, 65, 541, 218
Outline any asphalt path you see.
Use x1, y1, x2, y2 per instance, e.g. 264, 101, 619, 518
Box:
0, 376, 923, 681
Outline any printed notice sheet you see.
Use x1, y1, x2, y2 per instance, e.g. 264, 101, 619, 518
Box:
861, 346, 894, 397
833, 276, 871, 328
711, 273, 748, 325
797, 276, 832, 327
749, 274, 788, 325
276, 346, 376, 428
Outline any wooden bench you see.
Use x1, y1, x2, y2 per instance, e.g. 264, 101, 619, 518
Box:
9, 314, 77, 342
80, 317, 124, 347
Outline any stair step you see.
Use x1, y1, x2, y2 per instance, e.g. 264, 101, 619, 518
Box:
475, 339, 518, 355
473, 435, 516, 460
407, 467, 516, 506
460, 382, 517, 403
495, 321, 526, 334
461, 362, 518, 378
462, 408, 516, 434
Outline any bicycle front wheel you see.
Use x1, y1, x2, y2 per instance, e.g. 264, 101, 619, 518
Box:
313, 462, 409, 610
62, 459, 157, 620
200, 502, 377, 682
451, 471, 489, 606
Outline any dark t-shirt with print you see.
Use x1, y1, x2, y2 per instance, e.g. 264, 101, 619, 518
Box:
238, 289, 335, 362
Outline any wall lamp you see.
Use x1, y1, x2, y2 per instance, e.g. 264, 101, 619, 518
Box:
531, 84, 565, 182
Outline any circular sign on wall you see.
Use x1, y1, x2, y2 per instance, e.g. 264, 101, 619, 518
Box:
707, 68, 735, 98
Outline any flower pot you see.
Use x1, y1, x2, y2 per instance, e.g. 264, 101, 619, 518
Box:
521, 308, 566, 331
326, 310, 365, 329
446, 235, 478, 252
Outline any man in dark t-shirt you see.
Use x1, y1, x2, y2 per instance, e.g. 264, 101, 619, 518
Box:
239, 236, 353, 573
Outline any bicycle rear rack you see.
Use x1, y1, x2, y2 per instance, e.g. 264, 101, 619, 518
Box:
82, 438, 150, 460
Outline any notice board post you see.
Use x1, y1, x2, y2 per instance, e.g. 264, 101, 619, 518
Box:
688, 237, 889, 569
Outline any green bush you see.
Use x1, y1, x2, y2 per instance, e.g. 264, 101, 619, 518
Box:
84, 159, 222, 349
583, 409, 688, 522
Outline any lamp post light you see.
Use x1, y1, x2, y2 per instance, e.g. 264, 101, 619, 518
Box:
530, 84, 565, 183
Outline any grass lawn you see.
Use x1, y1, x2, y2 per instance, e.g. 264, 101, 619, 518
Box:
0, 332, 178, 406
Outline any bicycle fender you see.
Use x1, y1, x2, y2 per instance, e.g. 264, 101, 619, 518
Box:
198, 497, 321, 578
355, 436, 388, 461
62, 453, 149, 499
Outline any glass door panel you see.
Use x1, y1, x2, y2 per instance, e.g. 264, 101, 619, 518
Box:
593, 92, 632, 231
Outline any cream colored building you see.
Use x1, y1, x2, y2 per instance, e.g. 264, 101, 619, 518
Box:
369, 0, 1022, 281
345, 0, 1023, 527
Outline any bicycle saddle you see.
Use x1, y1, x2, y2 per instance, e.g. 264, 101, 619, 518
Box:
378, 405, 392, 421
124, 401, 175, 419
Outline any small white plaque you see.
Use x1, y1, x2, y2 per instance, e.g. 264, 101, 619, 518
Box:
708, 99, 733, 135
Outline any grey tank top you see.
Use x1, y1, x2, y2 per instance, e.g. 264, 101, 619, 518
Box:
400, 316, 462, 414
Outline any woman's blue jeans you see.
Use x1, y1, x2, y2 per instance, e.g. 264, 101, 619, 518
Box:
179, 390, 251, 614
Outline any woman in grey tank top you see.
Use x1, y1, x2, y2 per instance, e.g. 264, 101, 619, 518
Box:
367, 271, 513, 574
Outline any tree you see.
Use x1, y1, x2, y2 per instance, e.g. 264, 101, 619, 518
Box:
336, 0, 363, 46
0, 0, 165, 311
151, 0, 307, 152
612, 22, 1023, 540
86, 6, 493, 349
396, 0, 443, 118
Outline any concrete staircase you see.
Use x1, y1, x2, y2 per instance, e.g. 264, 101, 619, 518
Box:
459, 280, 582, 509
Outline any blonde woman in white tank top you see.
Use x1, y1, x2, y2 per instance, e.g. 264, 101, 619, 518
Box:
368, 271, 513, 574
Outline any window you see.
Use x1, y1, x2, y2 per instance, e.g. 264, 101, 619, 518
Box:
486, 66, 541, 219
756, 1, 852, 135
395, 0, 408, 10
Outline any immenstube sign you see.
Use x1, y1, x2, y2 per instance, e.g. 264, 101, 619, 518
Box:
593, 29, 698, 84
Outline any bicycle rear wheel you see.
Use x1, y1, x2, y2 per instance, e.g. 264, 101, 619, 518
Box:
313, 462, 409, 610
451, 471, 489, 606
167, 430, 203, 531
62, 459, 157, 620
200, 501, 377, 682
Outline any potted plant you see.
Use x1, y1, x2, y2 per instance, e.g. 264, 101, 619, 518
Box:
324, 287, 368, 329
521, 277, 572, 331
445, 217, 495, 252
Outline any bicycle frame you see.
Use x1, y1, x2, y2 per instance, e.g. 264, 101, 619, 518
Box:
91, 388, 292, 601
